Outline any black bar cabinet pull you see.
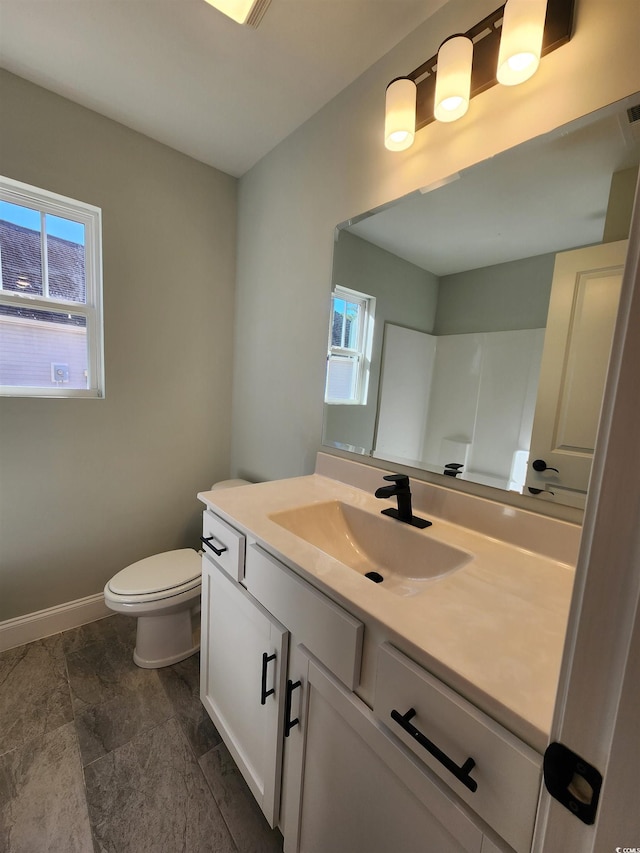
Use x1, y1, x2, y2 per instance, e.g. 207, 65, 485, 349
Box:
390, 707, 478, 793
260, 652, 277, 705
284, 679, 302, 737
200, 535, 228, 557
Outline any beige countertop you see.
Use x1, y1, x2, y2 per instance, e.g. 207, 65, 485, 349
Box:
198, 474, 575, 753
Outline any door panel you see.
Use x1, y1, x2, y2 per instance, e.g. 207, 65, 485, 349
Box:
200, 558, 288, 827
526, 240, 627, 500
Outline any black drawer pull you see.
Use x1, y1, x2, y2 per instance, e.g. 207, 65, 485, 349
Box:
200, 535, 228, 557
390, 707, 478, 793
284, 679, 302, 737
260, 652, 277, 705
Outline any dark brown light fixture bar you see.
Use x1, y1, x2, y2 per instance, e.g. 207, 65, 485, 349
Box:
407, 0, 574, 131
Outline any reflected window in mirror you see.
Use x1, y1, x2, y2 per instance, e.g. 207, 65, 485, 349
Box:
325, 285, 375, 406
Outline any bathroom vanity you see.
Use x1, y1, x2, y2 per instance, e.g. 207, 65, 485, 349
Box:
197, 456, 578, 853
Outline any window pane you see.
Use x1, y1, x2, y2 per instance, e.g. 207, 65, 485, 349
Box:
0, 305, 88, 389
46, 214, 86, 303
326, 354, 359, 401
331, 297, 346, 347
344, 300, 361, 350
0, 201, 43, 296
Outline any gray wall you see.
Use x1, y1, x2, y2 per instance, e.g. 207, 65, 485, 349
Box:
434, 253, 555, 335
230, 0, 639, 509
0, 71, 237, 621
324, 230, 438, 453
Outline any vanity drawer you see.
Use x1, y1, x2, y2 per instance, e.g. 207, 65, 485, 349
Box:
373, 644, 542, 853
244, 543, 363, 690
201, 510, 245, 581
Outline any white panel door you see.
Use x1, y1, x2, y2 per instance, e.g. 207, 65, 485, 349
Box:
526, 241, 627, 499
200, 557, 288, 828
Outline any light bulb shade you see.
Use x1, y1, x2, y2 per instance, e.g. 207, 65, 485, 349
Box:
497, 0, 548, 86
384, 78, 417, 151
434, 35, 473, 123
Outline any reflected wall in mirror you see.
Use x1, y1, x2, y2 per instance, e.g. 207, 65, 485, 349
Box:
323, 94, 640, 510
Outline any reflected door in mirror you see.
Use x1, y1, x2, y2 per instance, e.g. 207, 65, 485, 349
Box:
526, 240, 628, 504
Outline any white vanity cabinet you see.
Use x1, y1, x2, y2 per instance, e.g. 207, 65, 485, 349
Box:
199, 505, 542, 853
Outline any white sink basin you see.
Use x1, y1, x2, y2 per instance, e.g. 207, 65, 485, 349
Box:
269, 500, 472, 597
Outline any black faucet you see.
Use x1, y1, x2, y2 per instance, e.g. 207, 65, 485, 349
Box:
374, 474, 431, 529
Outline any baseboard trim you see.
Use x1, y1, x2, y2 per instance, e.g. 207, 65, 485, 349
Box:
0, 593, 110, 652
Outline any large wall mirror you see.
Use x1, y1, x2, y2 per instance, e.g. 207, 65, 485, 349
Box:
323, 93, 640, 510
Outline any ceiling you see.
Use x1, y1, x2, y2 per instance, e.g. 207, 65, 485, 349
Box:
0, 0, 448, 177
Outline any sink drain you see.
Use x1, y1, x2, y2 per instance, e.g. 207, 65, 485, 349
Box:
365, 571, 384, 584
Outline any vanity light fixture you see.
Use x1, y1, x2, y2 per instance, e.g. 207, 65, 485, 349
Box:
384, 0, 574, 150
385, 78, 418, 151
497, 0, 548, 85
202, 0, 271, 27
434, 35, 473, 123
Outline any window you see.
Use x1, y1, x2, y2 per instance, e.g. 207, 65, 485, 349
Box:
0, 176, 104, 397
325, 285, 375, 405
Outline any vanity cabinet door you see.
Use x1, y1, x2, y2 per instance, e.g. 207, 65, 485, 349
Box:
282, 651, 484, 853
200, 556, 288, 827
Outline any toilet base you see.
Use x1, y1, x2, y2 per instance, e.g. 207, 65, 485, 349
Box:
133, 608, 200, 669
133, 642, 200, 669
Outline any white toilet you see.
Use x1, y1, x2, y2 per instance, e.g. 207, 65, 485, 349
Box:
103, 479, 249, 668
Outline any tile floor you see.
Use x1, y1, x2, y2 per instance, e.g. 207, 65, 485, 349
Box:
0, 614, 284, 853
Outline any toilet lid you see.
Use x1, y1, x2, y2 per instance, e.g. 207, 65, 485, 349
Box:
108, 549, 201, 597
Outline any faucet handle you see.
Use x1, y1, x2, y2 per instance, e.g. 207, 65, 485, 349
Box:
383, 473, 410, 488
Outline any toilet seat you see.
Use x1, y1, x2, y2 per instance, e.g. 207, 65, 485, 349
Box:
106, 548, 201, 604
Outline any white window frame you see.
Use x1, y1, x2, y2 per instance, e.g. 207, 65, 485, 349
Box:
0, 176, 104, 398
325, 285, 375, 406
